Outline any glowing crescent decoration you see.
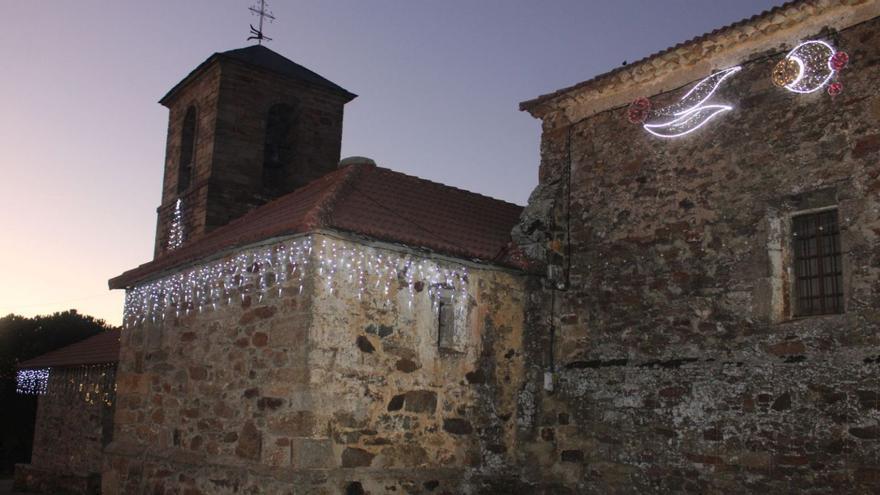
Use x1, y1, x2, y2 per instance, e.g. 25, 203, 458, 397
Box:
643, 66, 741, 138
783, 40, 836, 94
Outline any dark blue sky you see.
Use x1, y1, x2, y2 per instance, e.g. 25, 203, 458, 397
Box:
0, 0, 784, 323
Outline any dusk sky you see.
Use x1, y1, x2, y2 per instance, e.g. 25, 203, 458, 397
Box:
0, 0, 784, 325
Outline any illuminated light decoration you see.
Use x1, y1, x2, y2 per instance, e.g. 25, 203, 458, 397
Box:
123, 235, 469, 327
16, 368, 50, 395
124, 237, 313, 326
641, 66, 741, 138
626, 97, 652, 124
168, 198, 184, 250
644, 105, 733, 138
827, 81, 843, 97
63, 364, 117, 406
772, 58, 800, 87
830, 51, 849, 71
16, 365, 116, 406
779, 40, 837, 94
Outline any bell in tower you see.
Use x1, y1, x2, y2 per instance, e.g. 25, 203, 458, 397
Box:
153, 45, 356, 257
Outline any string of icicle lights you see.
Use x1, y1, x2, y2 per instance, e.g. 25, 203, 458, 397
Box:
16, 368, 50, 395
168, 198, 185, 251
123, 235, 469, 327
15, 365, 117, 406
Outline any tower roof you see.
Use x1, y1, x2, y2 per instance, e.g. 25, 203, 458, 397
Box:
160, 45, 357, 105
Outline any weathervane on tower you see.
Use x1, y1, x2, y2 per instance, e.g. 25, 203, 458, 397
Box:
248, 0, 275, 44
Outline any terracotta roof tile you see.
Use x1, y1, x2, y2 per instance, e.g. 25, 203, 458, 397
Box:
17, 330, 121, 369
110, 164, 523, 288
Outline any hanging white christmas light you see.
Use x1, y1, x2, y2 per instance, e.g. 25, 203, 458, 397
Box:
123, 235, 470, 327
168, 198, 185, 250
16, 368, 50, 395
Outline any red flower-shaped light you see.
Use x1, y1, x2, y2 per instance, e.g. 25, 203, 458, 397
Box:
830, 51, 849, 71
627, 97, 652, 124
827, 82, 843, 97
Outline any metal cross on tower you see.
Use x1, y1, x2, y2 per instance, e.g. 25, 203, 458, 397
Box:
248, 0, 275, 44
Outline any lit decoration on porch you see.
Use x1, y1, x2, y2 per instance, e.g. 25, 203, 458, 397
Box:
16, 368, 50, 395
123, 235, 469, 327
773, 40, 844, 94
16, 365, 116, 406
638, 66, 741, 138
62, 364, 117, 406
168, 198, 184, 250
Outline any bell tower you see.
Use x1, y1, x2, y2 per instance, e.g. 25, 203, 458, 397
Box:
153, 45, 356, 257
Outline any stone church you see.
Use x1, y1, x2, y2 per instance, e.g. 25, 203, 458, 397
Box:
16, 0, 880, 493
103, 44, 527, 494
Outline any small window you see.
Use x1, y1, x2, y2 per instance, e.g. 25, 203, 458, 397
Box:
178, 106, 197, 193
792, 209, 843, 316
263, 103, 296, 187
435, 287, 456, 350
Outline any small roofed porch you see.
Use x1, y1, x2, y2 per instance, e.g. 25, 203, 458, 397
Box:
13, 331, 120, 494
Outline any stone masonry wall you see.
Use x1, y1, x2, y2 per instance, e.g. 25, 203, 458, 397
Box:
103, 238, 316, 494
210, 60, 348, 217
515, 14, 880, 494
103, 233, 525, 494
305, 234, 526, 493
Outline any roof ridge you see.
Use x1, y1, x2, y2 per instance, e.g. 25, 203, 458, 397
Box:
304, 163, 375, 228
372, 165, 524, 209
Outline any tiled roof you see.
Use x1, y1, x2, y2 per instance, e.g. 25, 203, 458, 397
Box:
160, 45, 357, 105
520, 0, 801, 112
17, 330, 120, 369
110, 163, 524, 288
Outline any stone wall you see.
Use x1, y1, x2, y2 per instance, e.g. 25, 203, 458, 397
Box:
103, 232, 525, 494
305, 234, 526, 493
514, 13, 880, 493
14, 368, 114, 494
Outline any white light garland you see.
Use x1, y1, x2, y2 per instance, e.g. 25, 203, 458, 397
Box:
15, 365, 116, 406
643, 66, 741, 138
123, 235, 470, 327
168, 198, 185, 251
16, 368, 50, 395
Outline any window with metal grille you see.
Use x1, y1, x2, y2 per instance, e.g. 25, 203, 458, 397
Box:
792, 209, 843, 316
